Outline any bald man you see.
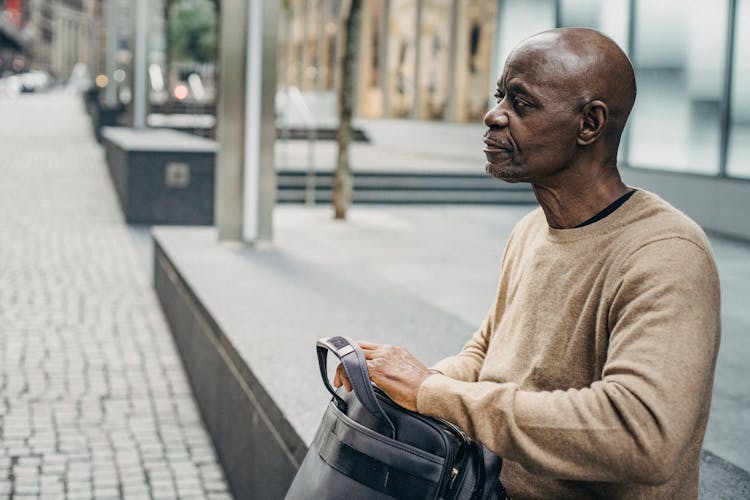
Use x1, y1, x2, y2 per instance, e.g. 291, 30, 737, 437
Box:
335, 28, 720, 499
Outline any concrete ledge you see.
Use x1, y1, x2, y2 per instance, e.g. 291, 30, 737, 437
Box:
153, 234, 303, 499
700, 450, 750, 499
151, 220, 476, 498
151, 208, 750, 499
102, 127, 216, 224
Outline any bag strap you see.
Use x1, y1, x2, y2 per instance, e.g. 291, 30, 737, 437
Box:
316, 336, 396, 438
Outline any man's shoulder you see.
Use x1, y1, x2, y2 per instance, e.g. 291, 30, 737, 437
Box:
623, 190, 712, 254
502, 190, 714, 260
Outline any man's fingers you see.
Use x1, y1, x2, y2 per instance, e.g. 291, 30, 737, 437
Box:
357, 340, 380, 350
333, 363, 352, 392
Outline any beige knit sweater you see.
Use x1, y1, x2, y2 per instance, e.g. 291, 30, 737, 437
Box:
417, 190, 721, 499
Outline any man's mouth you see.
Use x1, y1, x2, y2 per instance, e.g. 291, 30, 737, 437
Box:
483, 140, 513, 159
483, 136, 513, 153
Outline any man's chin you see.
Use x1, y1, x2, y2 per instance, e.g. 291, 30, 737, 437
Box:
485, 162, 524, 183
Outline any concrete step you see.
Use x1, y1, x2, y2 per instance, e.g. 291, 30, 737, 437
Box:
277, 127, 370, 142
276, 170, 536, 204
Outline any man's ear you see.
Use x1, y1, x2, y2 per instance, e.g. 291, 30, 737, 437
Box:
577, 100, 607, 146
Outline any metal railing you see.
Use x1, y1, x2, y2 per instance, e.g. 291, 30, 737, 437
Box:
278, 86, 318, 205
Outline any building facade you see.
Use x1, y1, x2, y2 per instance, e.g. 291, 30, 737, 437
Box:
23, 0, 97, 79
279, 0, 500, 123
281, 0, 750, 181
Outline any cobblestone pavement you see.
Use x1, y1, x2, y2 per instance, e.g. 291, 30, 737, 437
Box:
0, 93, 232, 499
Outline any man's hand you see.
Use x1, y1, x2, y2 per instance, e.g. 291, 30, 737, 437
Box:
333, 341, 432, 412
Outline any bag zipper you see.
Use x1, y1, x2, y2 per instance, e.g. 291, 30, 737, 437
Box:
436, 418, 477, 498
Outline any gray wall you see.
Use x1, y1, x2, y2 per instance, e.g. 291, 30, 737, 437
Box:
153, 241, 303, 499
621, 166, 750, 242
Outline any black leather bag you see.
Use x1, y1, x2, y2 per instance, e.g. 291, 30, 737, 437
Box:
284, 336, 507, 500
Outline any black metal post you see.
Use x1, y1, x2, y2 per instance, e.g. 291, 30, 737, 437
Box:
719, 0, 738, 178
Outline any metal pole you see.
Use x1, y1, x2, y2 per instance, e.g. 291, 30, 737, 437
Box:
488, 0, 503, 111
381, 0, 390, 117
104, 0, 118, 107
215, 0, 278, 242
621, 0, 637, 167
719, 0, 737, 178
89, 9, 100, 79
132, 0, 148, 128
411, 0, 423, 119
244, 0, 278, 241
445, 0, 459, 121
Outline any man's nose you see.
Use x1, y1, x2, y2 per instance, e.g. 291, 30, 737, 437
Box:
484, 104, 509, 128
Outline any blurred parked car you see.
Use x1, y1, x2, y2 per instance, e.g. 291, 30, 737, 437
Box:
0, 70, 53, 96
20, 70, 53, 93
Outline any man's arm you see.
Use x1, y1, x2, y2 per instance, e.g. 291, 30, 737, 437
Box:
415, 238, 720, 484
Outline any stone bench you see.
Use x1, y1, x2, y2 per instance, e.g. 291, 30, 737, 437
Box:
102, 127, 216, 225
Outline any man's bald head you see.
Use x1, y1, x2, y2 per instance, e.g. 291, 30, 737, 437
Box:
507, 28, 636, 146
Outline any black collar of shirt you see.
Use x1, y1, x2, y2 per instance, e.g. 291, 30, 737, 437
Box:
574, 190, 637, 228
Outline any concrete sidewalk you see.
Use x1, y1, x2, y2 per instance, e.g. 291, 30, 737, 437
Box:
0, 92, 231, 499
276, 115, 488, 174
276, 89, 487, 174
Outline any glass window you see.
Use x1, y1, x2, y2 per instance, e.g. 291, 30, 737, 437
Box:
494, 0, 555, 82
627, 0, 728, 174
558, 0, 629, 51
558, 0, 630, 164
728, 0, 750, 178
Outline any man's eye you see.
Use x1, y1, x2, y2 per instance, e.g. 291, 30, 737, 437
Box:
513, 97, 527, 108
494, 92, 505, 103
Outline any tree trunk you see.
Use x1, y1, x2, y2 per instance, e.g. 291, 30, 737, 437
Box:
333, 0, 362, 220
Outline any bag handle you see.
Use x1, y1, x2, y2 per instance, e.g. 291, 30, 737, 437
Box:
316, 336, 396, 438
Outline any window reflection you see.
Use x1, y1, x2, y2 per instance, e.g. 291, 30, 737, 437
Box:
275, 0, 750, 179
728, 0, 750, 178
627, 0, 727, 174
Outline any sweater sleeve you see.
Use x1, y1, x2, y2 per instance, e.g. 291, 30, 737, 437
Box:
416, 237, 721, 484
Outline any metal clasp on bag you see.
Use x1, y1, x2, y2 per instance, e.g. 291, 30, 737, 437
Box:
448, 467, 460, 492
336, 344, 354, 357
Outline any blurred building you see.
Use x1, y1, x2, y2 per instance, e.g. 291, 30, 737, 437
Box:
17, 0, 95, 79
1, 0, 29, 73
7, 0, 749, 199
280, 0, 500, 123
282, 0, 750, 181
